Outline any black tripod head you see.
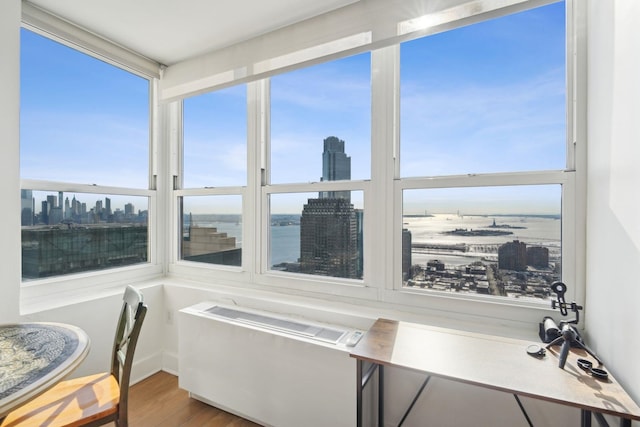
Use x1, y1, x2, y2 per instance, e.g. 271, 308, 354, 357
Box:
546, 281, 601, 368
550, 281, 581, 324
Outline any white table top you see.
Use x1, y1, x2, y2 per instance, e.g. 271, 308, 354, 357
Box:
350, 318, 640, 421
0, 322, 90, 418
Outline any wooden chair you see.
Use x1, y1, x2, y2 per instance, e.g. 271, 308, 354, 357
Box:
1, 286, 148, 427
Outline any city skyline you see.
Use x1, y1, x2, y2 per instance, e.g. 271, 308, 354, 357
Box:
21, 190, 148, 226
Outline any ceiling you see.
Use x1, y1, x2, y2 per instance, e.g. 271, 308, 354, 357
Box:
26, 0, 359, 66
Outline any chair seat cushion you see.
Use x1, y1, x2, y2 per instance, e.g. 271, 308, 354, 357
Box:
1, 372, 119, 427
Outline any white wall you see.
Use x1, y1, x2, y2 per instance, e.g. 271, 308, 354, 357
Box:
585, 0, 640, 407
19, 283, 164, 382
0, 0, 21, 322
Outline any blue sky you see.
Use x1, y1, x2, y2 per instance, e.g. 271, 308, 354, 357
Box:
183, 85, 247, 188
20, 30, 149, 193
400, 1, 566, 177
20, 1, 565, 215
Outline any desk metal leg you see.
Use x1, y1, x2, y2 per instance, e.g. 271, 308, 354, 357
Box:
582, 410, 592, 427
379, 364, 384, 427
514, 395, 534, 427
593, 412, 609, 427
591, 412, 632, 427
398, 376, 431, 427
357, 361, 382, 427
357, 359, 363, 427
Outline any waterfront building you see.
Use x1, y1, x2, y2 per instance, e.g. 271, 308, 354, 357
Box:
20, 189, 33, 226
299, 198, 358, 278
498, 240, 527, 271
355, 208, 364, 278
64, 197, 71, 219
49, 206, 63, 225
40, 200, 48, 225
402, 228, 412, 280
527, 246, 549, 269
182, 225, 240, 266
46, 195, 57, 219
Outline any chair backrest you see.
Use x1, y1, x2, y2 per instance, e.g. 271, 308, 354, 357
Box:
110, 285, 147, 418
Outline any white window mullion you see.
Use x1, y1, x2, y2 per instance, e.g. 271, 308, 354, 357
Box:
248, 79, 268, 276
371, 46, 399, 293
567, 0, 587, 307
166, 101, 182, 265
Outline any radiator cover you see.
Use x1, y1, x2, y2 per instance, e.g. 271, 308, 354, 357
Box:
178, 302, 357, 427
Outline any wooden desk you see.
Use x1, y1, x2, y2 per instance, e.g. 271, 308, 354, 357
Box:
0, 322, 90, 419
350, 318, 640, 427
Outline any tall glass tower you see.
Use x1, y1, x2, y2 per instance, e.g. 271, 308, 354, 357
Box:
320, 136, 351, 201
300, 136, 361, 279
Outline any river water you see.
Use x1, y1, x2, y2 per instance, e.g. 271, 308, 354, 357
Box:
189, 213, 561, 268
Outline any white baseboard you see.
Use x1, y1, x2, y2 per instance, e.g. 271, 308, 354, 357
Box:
131, 350, 163, 385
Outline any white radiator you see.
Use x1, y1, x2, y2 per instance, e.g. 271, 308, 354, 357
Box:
178, 302, 361, 427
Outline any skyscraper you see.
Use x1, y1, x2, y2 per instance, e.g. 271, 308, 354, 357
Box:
498, 240, 527, 271
402, 228, 412, 280
320, 136, 351, 201
299, 198, 358, 278
300, 136, 361, 279
527, 246, 549, 269
20, 189, 33, 226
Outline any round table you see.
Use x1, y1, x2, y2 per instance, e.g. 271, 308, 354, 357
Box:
0, 322, 90, 419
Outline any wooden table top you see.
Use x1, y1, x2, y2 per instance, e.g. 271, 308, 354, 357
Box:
350, 318, 640, 421
0, 322, 90, 418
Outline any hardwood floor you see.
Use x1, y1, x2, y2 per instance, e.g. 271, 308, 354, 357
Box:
113, 371, 263, 427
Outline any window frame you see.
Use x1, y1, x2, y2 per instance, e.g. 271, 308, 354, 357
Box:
19, 180, 161, 310
168, 0, 585, 325
19, 13, 162, 309
392, 171, 576, 305
170, 82, 253, 283
386, 0, 582, 309
258, 181, 373, 297
173, 187, 248, 274
170, 0, 583, 317
257, 52, 373, 292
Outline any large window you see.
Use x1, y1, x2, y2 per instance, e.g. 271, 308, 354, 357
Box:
267, 53, 370, 280
398, 1, 568, 302
179, 85, 247, 267
172, 1, 577, 313
20, 28, 152, 280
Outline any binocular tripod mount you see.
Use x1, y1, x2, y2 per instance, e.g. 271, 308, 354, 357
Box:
545, 282, 602, 369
